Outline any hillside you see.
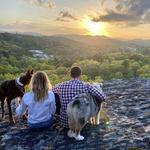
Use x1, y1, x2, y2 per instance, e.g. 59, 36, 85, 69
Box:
0, 79, 150, 150
1, 33, 150, 59
56, 34, 129, 50
0, 33, 96, 58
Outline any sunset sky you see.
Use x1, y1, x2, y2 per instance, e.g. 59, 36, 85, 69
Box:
0, 0, 150, 39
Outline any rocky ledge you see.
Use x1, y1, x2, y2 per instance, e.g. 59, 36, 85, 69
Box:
0, 78, 150, 150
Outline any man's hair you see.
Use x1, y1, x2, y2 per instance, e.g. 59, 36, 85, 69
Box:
70, 66, 82, 78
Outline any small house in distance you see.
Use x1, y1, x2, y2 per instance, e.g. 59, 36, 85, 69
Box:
29, 50, 49, 60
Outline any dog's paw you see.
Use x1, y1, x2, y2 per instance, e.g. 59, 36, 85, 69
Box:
67, 130, 75, 138
9, 117, 15, 125
75, 134, 84, 141
10, 120, 15, 125
0, 115, 5, 121
22, 115, 27, 120
96, 120, 100, 125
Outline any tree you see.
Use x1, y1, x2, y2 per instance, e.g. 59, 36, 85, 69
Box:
137, 65, 150, 78
94, 76, 103, 83
109, 72, 123, 79
130, 61, 140, 77
73, 59, 100, 79
122, 59, 130, 78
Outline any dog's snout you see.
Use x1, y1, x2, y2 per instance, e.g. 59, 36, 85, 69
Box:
85, 101, 89, 106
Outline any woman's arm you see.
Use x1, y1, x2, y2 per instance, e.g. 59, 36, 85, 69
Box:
50, 99, 56, 115
49, 92, 56, 115
16, 99, 27, 117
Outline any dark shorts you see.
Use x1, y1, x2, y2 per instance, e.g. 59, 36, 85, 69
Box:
54, 93, 61, 115
28, 117, 53, 129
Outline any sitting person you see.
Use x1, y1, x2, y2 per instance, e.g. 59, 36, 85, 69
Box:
52, 66, 106, 129
16, 71, 56, 129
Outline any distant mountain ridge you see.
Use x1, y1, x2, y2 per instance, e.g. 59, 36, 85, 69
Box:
55, 34, 150, 48
1, 31, 150, 47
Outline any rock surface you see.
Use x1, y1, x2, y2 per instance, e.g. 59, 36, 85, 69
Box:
0, 78, 150, 150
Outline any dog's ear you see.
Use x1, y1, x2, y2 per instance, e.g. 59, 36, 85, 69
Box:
26, 70, 30, 75
26, 69, 33, 77
72, 100, 80, 108
30, 69, 34, 74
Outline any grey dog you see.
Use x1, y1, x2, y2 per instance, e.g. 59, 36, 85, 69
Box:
67, 83, 104, 141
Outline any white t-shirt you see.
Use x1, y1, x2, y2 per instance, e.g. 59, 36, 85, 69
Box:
16, 91, 56, 124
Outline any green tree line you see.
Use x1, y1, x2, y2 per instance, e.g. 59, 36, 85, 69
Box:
0, 50, 149, 85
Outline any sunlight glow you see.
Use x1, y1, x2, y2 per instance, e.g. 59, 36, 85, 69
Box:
83, 18, 107, 36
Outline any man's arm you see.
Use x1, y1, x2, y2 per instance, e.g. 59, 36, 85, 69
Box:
87, 84, 106, 101
52, 83, 61, 94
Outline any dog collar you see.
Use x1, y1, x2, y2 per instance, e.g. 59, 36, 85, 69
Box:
16, 78, 24, 87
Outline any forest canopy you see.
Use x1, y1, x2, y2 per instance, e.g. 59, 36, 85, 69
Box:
0, 33, 150, 85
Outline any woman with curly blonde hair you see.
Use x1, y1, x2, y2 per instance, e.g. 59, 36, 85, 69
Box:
16, 71, 56, 128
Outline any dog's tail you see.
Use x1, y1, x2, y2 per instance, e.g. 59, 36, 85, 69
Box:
0, 81, 8, 96
0, 86, 5, 99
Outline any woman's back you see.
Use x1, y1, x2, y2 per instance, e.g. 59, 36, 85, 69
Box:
22, 91, 55, 124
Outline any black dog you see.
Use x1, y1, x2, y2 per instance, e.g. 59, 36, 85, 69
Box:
0, 70, 33, 125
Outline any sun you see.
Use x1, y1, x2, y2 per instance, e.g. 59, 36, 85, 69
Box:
82, 18, 107, 36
